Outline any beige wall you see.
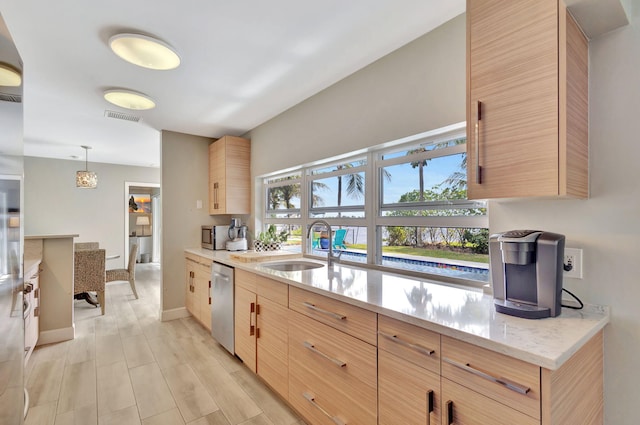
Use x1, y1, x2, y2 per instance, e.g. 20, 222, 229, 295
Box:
160, 131, 238, 316
244, 8, 639, 424
249, 13, 466, 176
24, 156, 159, 268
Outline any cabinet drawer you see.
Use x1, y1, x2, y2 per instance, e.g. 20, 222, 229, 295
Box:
255, 274, 288, 306
441, 336, 540, 419
442, 378, 538, 425
236, 268, 256, 292
185, 252, 210, 265
289, 311, 376, 389
289, 286, 377, 344
185, 254, 211, 273
378, 315, 440, 374
289, 311, 377, 425
289, 373, 376, 425
379, 349, 440, 425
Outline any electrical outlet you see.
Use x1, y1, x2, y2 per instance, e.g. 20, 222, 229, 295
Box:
563, 248, 583, 279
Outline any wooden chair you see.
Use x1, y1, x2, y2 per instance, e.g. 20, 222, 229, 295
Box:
74, 249, 106, 315
106, 244, 138, 299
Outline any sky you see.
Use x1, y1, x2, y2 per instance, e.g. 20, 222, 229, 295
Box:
271, 152, 465, 209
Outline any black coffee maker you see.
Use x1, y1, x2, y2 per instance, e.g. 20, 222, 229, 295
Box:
489, 230, 565, 319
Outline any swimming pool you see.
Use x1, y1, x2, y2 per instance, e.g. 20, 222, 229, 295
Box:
310, 249, 490, 282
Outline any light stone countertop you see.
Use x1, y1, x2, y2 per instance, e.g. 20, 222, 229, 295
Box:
186, 248, 610, 370
25, 234, 79, 240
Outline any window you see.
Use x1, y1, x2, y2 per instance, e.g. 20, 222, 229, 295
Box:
259, 123, 489, 285
309, 159, 366, 218
263, 174, 302, 252
265, 173, 301, 219
375, 132, 488, 282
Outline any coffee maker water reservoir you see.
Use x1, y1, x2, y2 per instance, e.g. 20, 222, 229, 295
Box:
489, 230, 565, 319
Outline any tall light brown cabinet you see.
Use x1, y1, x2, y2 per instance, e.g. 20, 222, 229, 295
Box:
466, 0, 588, 199
209, 135, 251, 214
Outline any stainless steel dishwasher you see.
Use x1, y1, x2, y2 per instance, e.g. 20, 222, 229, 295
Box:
211, 262, 234, 354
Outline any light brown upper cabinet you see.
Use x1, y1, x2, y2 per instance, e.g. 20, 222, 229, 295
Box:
209, 135, 251, 214
466, 0, 588, 199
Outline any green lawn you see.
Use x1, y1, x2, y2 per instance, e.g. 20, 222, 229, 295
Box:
349, 244, 489, 264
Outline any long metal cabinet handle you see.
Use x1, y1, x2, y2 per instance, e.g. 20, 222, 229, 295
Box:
475, 100, 482, 184
303, 341, 347, 368
378, 331, 435, 357
213, 182, 219, 210
443, 357, 530, 395
302, 301, 346, 321
303, 392, 346, 425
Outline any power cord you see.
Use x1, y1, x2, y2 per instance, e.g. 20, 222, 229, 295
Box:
562, 288, 584, 310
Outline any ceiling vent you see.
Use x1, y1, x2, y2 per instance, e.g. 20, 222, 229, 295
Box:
0, 92, 22, 103
104, 109, 141, 122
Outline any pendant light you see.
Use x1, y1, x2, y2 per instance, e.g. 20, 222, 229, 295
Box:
76, 146, 98, 188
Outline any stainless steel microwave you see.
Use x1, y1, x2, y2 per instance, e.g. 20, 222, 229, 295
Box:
201, 225, 230, 250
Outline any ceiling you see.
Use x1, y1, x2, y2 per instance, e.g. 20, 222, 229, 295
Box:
0, 1, 465, 167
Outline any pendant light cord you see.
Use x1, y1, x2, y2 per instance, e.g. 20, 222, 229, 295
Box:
81, 145, 91, 171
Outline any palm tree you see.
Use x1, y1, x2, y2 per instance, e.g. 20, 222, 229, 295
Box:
311, 181, 329, 207
408, 147, 428, 202
336, 165, 364, 207
278, 184, 299, 209
334, 161, 390, 207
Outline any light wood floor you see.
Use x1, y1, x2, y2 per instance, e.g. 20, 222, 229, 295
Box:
25, 263, 304, 425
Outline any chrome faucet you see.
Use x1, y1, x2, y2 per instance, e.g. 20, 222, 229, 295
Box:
307, 219, 341, 268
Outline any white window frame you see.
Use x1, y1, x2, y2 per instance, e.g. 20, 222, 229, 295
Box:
258, 122, 489, 281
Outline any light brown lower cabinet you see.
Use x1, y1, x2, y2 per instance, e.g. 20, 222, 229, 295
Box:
228, 271, 604, 425
441, 378, 538, 425
378, 349, 440, 425
441, 336, 541, 420
378, 315, 441, 425
440, 331, 604, 425
185, 253, 212, 330
288, 310, 377, 425
234, 270, 289, 399
234, 285, 257, 372
255, 296, 288, 398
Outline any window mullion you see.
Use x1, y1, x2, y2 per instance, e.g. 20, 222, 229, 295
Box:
367, 151, 378, 265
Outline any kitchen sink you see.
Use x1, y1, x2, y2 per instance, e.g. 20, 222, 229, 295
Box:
261, 260, 324, 272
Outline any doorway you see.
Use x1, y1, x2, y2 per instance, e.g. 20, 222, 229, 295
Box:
124, 182, 161, 264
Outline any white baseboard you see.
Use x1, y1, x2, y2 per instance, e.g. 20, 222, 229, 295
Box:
37, 326, 75, 346
161, 307, 190, 322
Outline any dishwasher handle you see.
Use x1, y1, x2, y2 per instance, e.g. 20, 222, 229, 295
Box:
212, 271, 230, 281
